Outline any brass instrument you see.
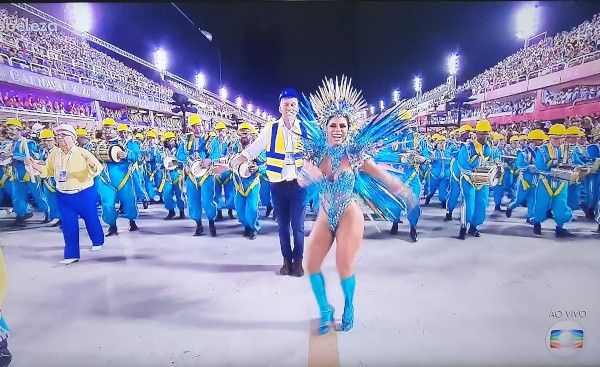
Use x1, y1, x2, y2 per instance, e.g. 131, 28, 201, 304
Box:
399, 151, 427, 165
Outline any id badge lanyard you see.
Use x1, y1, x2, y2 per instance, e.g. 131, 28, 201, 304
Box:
56, 150, 73, 183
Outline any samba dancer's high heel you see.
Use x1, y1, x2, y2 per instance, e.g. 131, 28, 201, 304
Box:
309, 272, 335, 334
340, 275, 355, 332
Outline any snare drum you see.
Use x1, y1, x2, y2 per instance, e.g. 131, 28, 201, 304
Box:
470, 166, 499, 186
550, 165, 586, 183
94, 142, 124, 163
163, 156, 178, 171
189, 158, 208, 178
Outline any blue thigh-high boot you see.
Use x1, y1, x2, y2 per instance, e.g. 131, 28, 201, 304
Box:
309, 272, 334, 334
340, 275, 355, 332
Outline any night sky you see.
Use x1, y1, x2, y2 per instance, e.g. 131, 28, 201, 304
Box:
33, 1, 600, 116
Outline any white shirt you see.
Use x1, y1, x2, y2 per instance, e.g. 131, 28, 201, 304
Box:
241, 117, 301, 183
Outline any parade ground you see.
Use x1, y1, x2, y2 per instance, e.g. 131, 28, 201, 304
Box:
1, 202, 599, 367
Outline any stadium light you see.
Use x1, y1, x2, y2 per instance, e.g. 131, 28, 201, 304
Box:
413, 76, 422, 95
516, 3, 540, 48
64, 3, 93, 33
256, 107, 261, 116
247, 103, 253, 113
262, 111, 267, 119
154, 49, 167, 71
219, 86, 228, 101
195, 73, 206, 90
236, 96, 243, 108
447, 54, 459, 76
369, 105, 375, 114
379, 99, 385, 111
392, 90, 400, 103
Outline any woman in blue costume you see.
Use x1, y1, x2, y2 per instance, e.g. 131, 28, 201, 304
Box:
296, 76, 415, 335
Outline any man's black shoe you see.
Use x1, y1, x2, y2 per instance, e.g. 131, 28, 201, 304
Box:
389, 222, 399, 235
193, 221, 204, 236
164, 210, 176, 220
106, 225, 118, 236
209, 220, 217, 237
533, 222, 542, 235
410, 226, 418, 242
459, 226, 467, 240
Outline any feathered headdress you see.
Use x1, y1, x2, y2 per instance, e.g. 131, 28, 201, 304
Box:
309, 75, 367, 127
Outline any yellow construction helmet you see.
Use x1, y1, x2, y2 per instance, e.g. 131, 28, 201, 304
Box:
527, 129, 547, 141
509, 135, 519, 142
475, 119, 492, 132
6, 118, 23, 129
103, 118, 116, 126
39, 129, 55, 139
135, 133, 143, 140
162, 131, 176, 141
565, 126, 582, 136
147, 129, 157, 138
459, 124, 473, 132
209, 131, 217, 137
548, 124, 567, 136
431, 133, 441, 140
493, 132, 504, 141
117, 124, 128, 132
578, 130, 585, 137
238, 122, 256, 132
76, 128, 87, 137
188, 114, 202, 126
215, 122, 227, 130
434, 135, 447, 141
518, 134, 528, 141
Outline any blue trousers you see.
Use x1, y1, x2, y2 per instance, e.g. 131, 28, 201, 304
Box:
186, 177, 203, 221
214, 172, 235, 210
533, 178, 572, 228
567, 183, 582, 211
0, 177, 13, 205
235, 179, 260, 232
132, 166, 149, 202
43, 180, 61, 220
446, 175, 461, 214
162, 175, 185, 211
427, 174, 449, 202
259, 176, 272, 207
201, 175, 218, 221
460, 178, 490, 227
97, 168, 138, 226
507, 180, 535, 219
56, 186, 104, 260
404, 177, 422, 227
11, 179, 48, 217
582, 173, 599, 210
271, 180, 307, 262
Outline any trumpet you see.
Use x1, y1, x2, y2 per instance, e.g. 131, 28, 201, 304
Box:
400, 151, 427, 165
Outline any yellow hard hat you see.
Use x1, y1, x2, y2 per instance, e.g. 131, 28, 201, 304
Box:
163, 131, 176, 141
103, 118, 116, 126
509, 135, 519, 142
117, 124, 128, 132
493, 132, 504, 141
147, 129, 157, 138
209, 131, 217, 137
431, 133, 441, 140
527, 129, 546, 141
578, 130, 585, 137
449, 128, 459, 136
76, 128, 87, 137
6, 118, 23, 129
399, 110, 412, 121
434, 135, 447, 141
460, 124, 473, 132
39, 129, 55, 139
475, 119, 492, 132
548, 124, 567, 136
215, 122, 227, 130
188, 114, 202, 126
518, 134, 528, 141
135, 133, 143, 140
238, 122, 255, 132
565, 126, 582, 136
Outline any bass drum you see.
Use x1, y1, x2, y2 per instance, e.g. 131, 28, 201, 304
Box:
94, 142, 124, 163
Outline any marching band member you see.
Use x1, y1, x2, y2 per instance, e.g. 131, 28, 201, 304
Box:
564, 126, 588, 212
76, 128, 94, 152
211, 122, 236, 220
444, 125, 471, 221
180, 114, 207, 236
158, 131, 186, 220
457, 120, 496, 239
506, 129, 546, 222
96, 118, 139, 236
532, 124, 574, 237
143, 129, 162, 203
232, 123, 262, 240
6, 118, 49, 227
38, 129, 61, 227
424, 134, 452, 208
119, 125, 150, 209
199, 130, 220, 237
255, 126, 274, 218
493, 135, 519, 211
389, 118, 428, 242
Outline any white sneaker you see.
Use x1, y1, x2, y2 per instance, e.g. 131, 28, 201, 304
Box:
59, 258, 79, 265
90, 245, 103, 252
